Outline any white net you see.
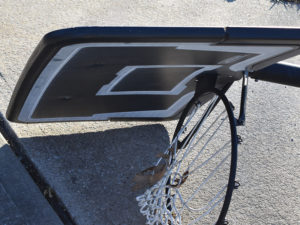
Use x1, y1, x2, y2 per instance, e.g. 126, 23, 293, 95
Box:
135, 95, 234, 225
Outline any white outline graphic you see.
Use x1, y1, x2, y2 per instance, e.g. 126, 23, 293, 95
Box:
19, 92, 195, 122
17, 42, 294, 122
96, 65, 220, 96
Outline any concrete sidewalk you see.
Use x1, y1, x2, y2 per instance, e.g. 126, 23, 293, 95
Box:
0, 1, 300, 224
0, 136, 63, 225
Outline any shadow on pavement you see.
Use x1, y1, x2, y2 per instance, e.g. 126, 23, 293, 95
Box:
269, 0, 300, 10
0, 144, 64, 225
21, 123, 171, 225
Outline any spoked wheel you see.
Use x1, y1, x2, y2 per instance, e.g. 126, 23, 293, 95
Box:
136, 89, 237, 225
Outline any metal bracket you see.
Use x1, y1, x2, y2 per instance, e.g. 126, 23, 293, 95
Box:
234, 181, 241, 189
237, 70, 249, 126
237, 135, 243, 145
223, 219, 229, 225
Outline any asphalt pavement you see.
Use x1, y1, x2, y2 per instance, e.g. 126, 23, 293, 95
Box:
0, 1, 300, 224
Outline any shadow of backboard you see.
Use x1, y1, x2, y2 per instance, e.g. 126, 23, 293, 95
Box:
21, 124, 170, 225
